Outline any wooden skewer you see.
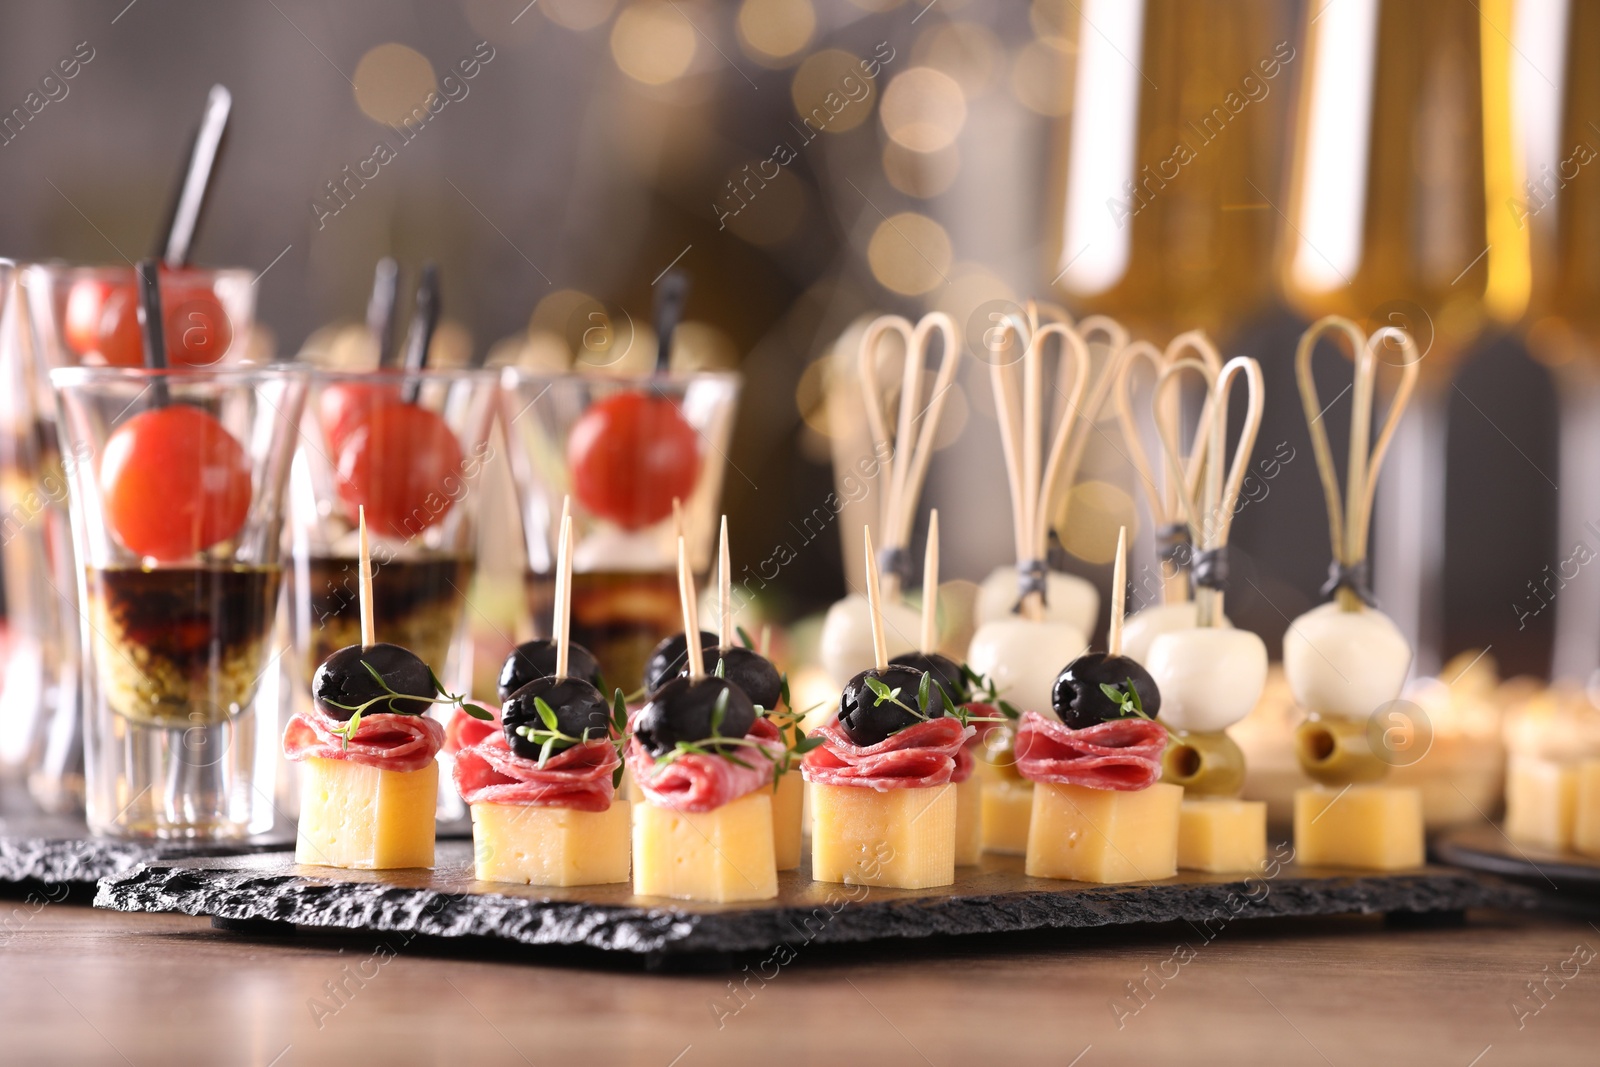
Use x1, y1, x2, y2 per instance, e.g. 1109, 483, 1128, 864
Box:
718, 514, 732, 650
554, 513, 573, 679
1108, 526, 1127, 657
921, 509, 939, 653
357, 506, 375, 649
672, 496, 684, 544
758, 624, 772, 658
863, 526, 889, 670
677, 535, 705, 679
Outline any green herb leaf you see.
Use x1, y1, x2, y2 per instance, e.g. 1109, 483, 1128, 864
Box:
710, 686, 730, 738
737, 625, 755, 650
1125, 678, 1143, 715
865, 676, 893, 703
917, 671, 932, 714
997, 700, 1021, 721
425, 665, 448, 698
612, 764, 625, 790
612, 689, 628, 735
714, 656, 726, 679
463, 704, 492, 721
534, 696, 560, 732
779, 673, 791, 711
538, 736, 556, 768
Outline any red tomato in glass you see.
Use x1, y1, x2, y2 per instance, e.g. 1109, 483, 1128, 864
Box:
317, 381, 399, 453
100, 405, 253, 561
62, 270, 233, 367
566, 392, 700, 530
335, 401, 463, 539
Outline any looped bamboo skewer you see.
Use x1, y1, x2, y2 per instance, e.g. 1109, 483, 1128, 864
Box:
857, 312, 962, 600
1295, 316, 1420, 613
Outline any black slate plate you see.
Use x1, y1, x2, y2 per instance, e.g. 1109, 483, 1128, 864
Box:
94, 842, 1532, 963
1435, 823, 1600, 895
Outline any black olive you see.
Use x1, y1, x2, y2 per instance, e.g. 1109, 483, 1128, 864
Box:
642, 630, 718, 695
1050, 652, 1162, 730
699, 646, 783, 710
633, 676, 756, 758
313, 642, 436, 722
838, 663, 943, 747
497, 639, 603, 703
889, 651, 970, 706
501, 675, 612, 760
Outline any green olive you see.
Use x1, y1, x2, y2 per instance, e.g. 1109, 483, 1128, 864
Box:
1294, 715, 1387, 785
1161, 731, 1245, 797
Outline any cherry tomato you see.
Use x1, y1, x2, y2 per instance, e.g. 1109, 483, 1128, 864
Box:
317, 381, 399, 453
100, 405, 253, 561
335, 400, 464, 539
62, 270, 233, 367
567, 391, 700, 530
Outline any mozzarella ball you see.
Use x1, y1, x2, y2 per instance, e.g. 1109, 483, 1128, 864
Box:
967, 617, 1088, 714
1145, 627, 1268, 733
975, 565, 1099, 636
1283, 601, 1412, 722
1121, 601, 1232, 665
818, 594, 920, 688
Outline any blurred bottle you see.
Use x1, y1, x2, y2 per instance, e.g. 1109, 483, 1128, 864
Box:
1049, 0, 1297, 343
1516, 0, 1600, 680
1277, 0, 1527, 674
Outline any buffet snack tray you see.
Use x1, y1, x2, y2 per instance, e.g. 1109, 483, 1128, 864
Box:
1435, 824, 1600, 896
94, 841, 1532, 965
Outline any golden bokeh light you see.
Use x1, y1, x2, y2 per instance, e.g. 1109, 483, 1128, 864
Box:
1011, 39, 1075, 116
1029, 0, 1077, 46
460, 0, 541, 47
845, 0, 904, 10
541, 0, 619, 30
880, 66, 968, 152
611, 2, 697, 85
931, 262, 1017, 362
883, 140, 961, 198
737, 0, 815, 62
791, 49, 878, 135
795, 357, 832, 436
867, 212, 952, 295
1055, 480, 1137, 565
353, 43, 438, 126
913, 21, 1002, 96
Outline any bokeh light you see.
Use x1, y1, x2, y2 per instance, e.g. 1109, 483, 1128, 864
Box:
791, 49, 878, 135
867, 212, 952, 295
883, 140, 961, 198
880, 67, 967, 152
1010, 38, 1075, 116
459, 0, 542, 47
353, 43, 437, 125
737, 0, 815, 63
541, 0, 619, 30
611, 2, 698, 85
1056, 480, 1137, 564
913, 21, 1002, 97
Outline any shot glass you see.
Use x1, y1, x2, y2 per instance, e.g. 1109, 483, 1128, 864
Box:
51, 366, 305, 839
499, 369, 740, 693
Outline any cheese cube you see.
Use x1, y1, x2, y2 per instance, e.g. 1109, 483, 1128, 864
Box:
981, 778, 1033, 855
955, 775, 982, 866
1178, 798, 1267, 873
633, 791, 777, 902
1574, 760, 1600, 858
296, 757, 437, 870
1505, 755, 1578, 850
1026, 782, 1182, 883
470, 802, 630, 886
1293, 785, 1424, 870
771, 771, 804, 871
810, 783, 956, 888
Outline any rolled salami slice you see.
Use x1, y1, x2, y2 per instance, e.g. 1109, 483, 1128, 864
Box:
627, 716, 784, 814
453, 732, 619, 812
1014, 710, 1165, 791
283, 706, 444, 774
801, 717, 971, 792
444, 703, 500, 755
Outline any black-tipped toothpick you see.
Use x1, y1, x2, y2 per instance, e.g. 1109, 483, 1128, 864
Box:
399, 262, 439, 404
367, 256, 401, 369
652, 269, 689, 374
157, 85, 231, 268
136, 259, 170, 408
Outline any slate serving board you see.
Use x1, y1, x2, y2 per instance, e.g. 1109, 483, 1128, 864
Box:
94, 842, 1533, 962
1435, 823, 1600, 895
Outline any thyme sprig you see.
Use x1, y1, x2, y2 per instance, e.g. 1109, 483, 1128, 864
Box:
862, 670, 1008, 735
322, 662, 491, 749
1097, 679, 1175, 734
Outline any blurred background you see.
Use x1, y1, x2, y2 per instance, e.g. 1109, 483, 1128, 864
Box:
0, 0, 1587, 685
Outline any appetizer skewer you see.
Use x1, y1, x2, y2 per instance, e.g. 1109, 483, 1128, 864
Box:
1285, 317, 1424, 870
819, 312, 959, 685
1019, 525, 1180, 884
284, 508, 446, 870
454, 510, 630, 886
804, 527, 969, 889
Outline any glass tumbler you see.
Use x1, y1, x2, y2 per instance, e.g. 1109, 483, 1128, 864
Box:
51, 366, 305, 839
499, 369, 740, 693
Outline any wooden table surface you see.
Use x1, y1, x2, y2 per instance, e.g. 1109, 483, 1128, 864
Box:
1, 901, 1596, 1066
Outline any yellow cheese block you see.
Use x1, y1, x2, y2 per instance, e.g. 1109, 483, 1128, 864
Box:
810, 783, 956, 888
296, 757, 437, 870
1177, 798, 1267, 873
1574, 760, 1600, 858
1504, 755, 1578, 850
771, 771, 804, 871
955, 774, 982, 865
1026, 782, 1182, 883
981, 778, 1033, 855
633, 791, 778, 902
1293, 785, 1424, 870
470, 801, 630, 886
